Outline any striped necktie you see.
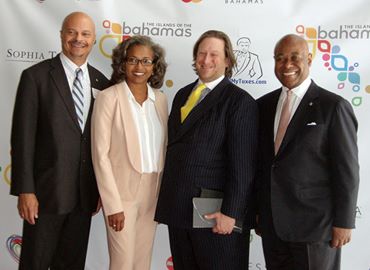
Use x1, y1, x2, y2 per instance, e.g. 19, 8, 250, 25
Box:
180, 83, 207, 123
72, 68, 84, 130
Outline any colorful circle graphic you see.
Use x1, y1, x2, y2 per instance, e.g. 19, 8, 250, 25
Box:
182, 0, 202, 3
166, 80, 174, 88
6, 235, 22, 263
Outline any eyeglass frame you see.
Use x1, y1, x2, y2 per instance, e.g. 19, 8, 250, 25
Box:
125, 56, 154, 66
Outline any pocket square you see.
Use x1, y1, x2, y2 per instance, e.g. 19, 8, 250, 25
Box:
92, 88, 100, 99
306, 122, 317, 126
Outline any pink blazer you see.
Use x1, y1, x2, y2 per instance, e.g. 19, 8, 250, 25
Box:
91, 82, 168, 216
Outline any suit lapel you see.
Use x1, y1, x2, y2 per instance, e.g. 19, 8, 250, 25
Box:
265, 89, 281, 156
171, 81, 196, 138
153, 90, 167, 172
115, 82, 142, 173
50, 55, 81, 132
171, 78, 229, 144
276, 81, 319, 156
82, 65, 97, 135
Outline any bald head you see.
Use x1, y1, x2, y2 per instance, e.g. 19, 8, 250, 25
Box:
274, 34, 309, 56
61, 12, 95, 33
60, 12, 96, 66
273, 34, 312, 89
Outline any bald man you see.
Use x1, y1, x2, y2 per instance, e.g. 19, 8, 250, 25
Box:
256, 34, 359, 269
10, 12, 110, 269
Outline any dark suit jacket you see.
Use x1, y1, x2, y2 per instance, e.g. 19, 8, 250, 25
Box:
10, 54, 111, 214
155, 77, 258, 229
257, 80, 359, 242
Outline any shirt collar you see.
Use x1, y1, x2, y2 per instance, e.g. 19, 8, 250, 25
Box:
60, 53, 88, 76
125, 81, 155, 102
282, 76, 311, 99
197, 75, 225, 91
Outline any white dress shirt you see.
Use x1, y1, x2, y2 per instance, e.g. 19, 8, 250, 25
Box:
60, 53, 91, 131
193, 75, 225, 106
125, 81, 163, 173
274, 77, 312, 140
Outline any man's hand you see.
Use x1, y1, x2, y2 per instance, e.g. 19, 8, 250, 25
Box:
18, 193, 39, 225
331, 227, 352, 248
92, 198, 102, 216
205, 212, 235, 235
108, 212, 125, 232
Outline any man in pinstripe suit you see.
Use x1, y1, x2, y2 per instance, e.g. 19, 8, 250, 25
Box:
155, 30, 259, 270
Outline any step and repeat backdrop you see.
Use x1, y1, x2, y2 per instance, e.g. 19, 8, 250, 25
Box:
1, 0, 369, 269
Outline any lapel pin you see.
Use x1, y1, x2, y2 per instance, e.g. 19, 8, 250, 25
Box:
309, 102, 313, 106
96, 78, 99, 82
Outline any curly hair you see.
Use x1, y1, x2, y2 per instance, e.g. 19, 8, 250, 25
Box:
192, 30, 236, 78
110, 35, 167, 88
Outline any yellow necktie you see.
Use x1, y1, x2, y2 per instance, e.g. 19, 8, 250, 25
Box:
180, 83, 207, 123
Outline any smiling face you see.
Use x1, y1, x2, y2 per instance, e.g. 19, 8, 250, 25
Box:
60, 12, 96, 66
125, 45, 154, 87
195, 37, 229, 83
274, 35, 312, 89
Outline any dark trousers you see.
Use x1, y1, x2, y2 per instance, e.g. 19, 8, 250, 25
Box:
19, 207, 92, 270
261, 221, 341, 270
168, 226, 250, 270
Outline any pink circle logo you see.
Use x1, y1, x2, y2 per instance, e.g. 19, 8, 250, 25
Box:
166, 256, 174, 270
182, 0, 202, 3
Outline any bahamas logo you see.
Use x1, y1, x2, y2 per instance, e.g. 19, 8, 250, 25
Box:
99, 19, 192, 58
6, 235, 22, 263
296, 24, 370, 107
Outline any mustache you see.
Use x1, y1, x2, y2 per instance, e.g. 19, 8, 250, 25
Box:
69, 40, 87, 46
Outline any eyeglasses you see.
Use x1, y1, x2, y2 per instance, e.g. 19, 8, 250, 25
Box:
126, 57, 154, 66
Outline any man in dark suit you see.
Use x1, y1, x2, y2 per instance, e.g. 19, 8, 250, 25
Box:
256, 34, 359, 270
10, 12, 110, 269
155, 30, 258, 270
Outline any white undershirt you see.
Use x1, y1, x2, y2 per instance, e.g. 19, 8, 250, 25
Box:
125, 81, 162, 173
274, 77, 311, 140
60, 53, 91, 131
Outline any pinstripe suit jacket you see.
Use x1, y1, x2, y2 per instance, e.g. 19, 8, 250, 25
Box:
155, 77, 259, 229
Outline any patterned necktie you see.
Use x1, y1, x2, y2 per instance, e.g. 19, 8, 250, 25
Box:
72, 68, 84, 129
180, 83, 207, 123
274, 90, 292, 154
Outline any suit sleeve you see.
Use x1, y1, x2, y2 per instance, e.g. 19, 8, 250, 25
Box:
91, 89, 123, 216
329, 99, 359, 228
221, 93, 259, 221
10, 70, 39, 196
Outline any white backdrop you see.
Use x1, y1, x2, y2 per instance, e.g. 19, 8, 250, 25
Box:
1, 0, 369, 269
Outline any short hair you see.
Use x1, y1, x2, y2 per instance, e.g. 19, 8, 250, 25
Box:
192, 30, 236, 78
237, 37, 251, 46
110, 35, 167, 88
